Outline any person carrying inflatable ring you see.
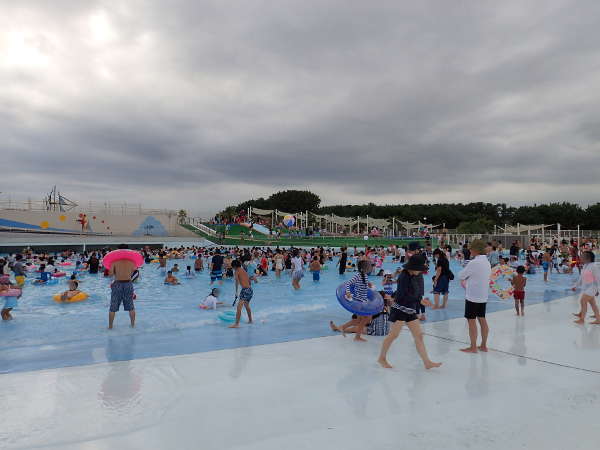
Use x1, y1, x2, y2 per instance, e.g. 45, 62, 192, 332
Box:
342, 260, 374, 342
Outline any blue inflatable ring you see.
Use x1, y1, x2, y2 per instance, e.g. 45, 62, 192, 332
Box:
218, 310, 237, 323
336, 283, 384, 316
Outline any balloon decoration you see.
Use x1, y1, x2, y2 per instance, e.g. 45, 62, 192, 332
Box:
283, 215, 295, 227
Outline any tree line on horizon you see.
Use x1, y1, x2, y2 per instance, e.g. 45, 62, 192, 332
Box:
218, 190, 600, 232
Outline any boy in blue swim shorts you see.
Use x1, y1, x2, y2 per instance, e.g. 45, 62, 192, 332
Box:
309, 256, 321, 281
210, 250, 224, 286
542, 249, 552, 282
230, 260, 253, 328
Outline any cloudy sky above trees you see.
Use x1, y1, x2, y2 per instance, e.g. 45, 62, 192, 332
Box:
2, 0, 600, 216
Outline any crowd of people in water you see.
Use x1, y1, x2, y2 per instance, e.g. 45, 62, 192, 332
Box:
1, 236, 599, 368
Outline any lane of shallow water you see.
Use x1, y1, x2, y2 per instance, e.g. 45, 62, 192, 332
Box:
0, 255, 579, 373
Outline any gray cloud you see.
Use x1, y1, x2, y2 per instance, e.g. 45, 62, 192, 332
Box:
2, 0, 600, 216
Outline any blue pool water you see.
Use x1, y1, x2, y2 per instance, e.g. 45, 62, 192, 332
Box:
0, 255, 579, 374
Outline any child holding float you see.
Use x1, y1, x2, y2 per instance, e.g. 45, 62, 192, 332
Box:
378, 254, 441, 370
343, 260, 374, 342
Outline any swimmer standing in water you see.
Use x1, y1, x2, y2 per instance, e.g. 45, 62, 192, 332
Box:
274, 249, 284, 277
291, 249, 304, 290
572, 251, 600, 325
108, 245, 136, 329
230, 260, 253, 328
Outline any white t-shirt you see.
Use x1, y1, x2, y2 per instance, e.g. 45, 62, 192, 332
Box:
202, 295, 219, 309
459, 255, 491, 303
292, 257, 303, 272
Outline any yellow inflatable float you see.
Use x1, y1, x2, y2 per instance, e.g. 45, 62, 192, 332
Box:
53, 292, 89, 303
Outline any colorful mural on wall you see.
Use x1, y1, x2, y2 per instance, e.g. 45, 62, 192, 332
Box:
0, 211, 183, 236
0, 218, 77, 233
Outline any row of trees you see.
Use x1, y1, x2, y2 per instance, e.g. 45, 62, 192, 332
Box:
219, 190, 600, 231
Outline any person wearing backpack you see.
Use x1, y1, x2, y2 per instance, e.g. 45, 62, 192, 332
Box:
432, 248, 453, 309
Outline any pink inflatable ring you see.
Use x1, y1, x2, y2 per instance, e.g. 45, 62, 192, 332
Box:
0, 289, 22, 297
102, 249, 144, 270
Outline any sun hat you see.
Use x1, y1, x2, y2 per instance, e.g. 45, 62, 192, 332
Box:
384, 270, 392, 276
403, 254, 428, 272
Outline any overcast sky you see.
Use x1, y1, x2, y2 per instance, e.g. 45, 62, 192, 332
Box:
2, 0, 600, 217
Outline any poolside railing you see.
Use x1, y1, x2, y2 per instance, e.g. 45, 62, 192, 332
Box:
0, 199, 177, 216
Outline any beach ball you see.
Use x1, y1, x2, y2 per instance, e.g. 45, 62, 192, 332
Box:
283, 215, 295, 227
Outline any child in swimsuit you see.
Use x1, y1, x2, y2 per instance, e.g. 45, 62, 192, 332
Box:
382, 271, 395, 295
511, 266, 527, 316
343, 260, 373, 342
33, 264, 51, 284
200, 288, 223, 309
1, 276, 22, 320
572, 251, 600, 324
309, 257, 321, 281
184, 265, 195, 277
60, 279, 82, 302
164, 271, 180, 285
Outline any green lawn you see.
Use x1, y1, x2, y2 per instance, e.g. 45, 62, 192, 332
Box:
182, 225, 437, 248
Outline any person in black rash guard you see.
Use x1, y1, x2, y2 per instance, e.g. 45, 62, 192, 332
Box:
509, 241, 519, 257
432, 248, 452, 309
377, 254, 441, 370
338, 247, 348, 275
462, 243, 471, 261
284, 254, 292, 271
88, 253, 100, 274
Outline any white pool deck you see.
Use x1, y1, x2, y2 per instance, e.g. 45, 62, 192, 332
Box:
2, 294, 599, 450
